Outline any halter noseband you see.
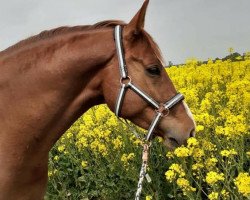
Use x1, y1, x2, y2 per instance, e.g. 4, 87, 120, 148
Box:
114, 25, 184, 141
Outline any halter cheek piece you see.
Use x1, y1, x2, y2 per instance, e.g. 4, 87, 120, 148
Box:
114, 25, 184, 141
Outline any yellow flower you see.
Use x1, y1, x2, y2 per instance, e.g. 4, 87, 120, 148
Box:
176, 178, 196, 194
81, 161, 88, 168
192, 163, 204, 171
121, 153, 135, 165
201, 140, 217, 151
66, 131, 73, 139
169, 163, 185, 177
58, 145, 65, 152
191, 148, 204, 160
53, 155, 59, 161
127, 153, 135, 160
195, 125, 204, 133
130, 134, 143, 146
206, 171, 224, 185
187, 137, 199, 147
90, 140, 108, 156
112, 136, 123, 149
158, 137, 164, 143
166, 151, 174, 159
234, 172, 250, 197
165, 170, 176, 183
133, 138, 143, 146
191, 163, 204, 178
221, 189, 229, 198
215, 126, 224, 135
76, 136, 88, 149
48, 171, 53, 177
208, 192, 219, 200
205, 157, 218, 170
174, 146, 190, 157
145, 195, 152, 200
220, 149, 238, 157
48, 169, 58, 177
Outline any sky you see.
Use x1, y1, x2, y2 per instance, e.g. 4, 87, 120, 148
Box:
0, 0, 249, 64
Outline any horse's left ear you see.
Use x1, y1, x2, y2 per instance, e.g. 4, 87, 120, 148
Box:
124, 0, 149, 38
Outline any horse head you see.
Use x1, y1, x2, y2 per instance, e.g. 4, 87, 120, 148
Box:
102, 0, 196, 149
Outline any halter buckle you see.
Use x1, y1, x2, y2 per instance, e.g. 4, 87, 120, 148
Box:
142, 143, 149, 162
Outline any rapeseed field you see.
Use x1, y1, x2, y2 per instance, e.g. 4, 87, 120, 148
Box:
46, 57, 250, 200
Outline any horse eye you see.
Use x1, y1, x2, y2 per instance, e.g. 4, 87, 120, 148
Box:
146, 66, 161, 76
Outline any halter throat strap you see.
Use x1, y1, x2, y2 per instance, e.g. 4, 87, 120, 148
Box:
114, 25, 184, 141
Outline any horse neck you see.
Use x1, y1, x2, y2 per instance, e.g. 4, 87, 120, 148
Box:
45, 28, 116, 118
0, 28, 116, 152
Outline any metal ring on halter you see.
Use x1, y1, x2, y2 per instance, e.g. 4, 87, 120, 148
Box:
155, 103, 170, 117
120, 76, 131, 86
155, 107, 169, 117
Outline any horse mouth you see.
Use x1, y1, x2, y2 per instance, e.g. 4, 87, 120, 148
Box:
162, 137, 180, 150
152, 129, 180, 150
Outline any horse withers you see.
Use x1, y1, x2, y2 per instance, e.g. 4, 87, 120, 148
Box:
0, 0, 195, 199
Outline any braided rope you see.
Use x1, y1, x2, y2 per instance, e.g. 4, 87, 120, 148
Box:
135, 162, 147, 200
135, 144, 150, 200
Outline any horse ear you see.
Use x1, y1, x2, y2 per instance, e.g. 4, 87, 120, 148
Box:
124, 0, 149, 38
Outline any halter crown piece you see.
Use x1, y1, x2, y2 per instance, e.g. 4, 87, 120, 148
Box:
114, 25, 184, 142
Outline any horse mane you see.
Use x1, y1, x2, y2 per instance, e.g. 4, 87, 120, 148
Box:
1, 20, 125, 53
1, 19, 164, 63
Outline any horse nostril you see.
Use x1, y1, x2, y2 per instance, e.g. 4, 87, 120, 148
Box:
190, 129, 195, 138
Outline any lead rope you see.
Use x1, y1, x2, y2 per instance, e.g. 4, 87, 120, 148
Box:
117, 118, 151, 200
135, 143, 151, 200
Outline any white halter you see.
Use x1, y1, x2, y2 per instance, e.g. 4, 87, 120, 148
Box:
114, 25, 184, 141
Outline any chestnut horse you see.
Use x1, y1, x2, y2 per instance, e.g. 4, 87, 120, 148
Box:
0, 0, 195, 199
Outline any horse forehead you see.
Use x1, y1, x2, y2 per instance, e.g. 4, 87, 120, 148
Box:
129, 44, 160, 65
